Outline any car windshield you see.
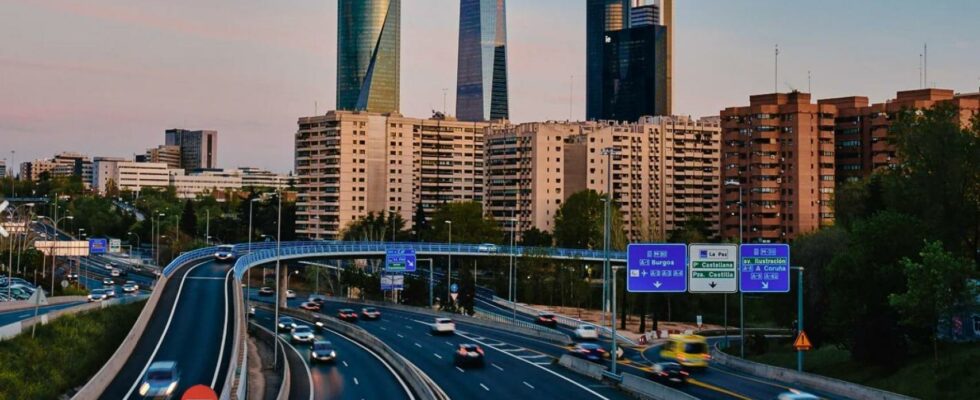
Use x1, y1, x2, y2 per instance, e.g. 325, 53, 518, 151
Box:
436, 318, 452, 323
340, 309, 354, 313
461, 345, 479, 351
580, 344, 600, 350
580, 325, 595, 330
540, 314, 554, 318
147, 369, 173, 381
280, 318, 293, 323
364, 308, 376, 312
660, 363, 682, 371
294, 326, 311, 333
683, 343, 708, 354
314, 342, 333, 351
218, 245, 234, 251
92, 289, 105, 295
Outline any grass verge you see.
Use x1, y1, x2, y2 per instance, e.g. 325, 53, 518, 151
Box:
0, 300, 146, 399
734, 340, 980, 399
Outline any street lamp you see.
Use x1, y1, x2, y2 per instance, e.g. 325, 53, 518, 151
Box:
600, 146, 620, 331
508, 215, 517, 323
153, 213, 166, 266
725, 179, 744, 355
246, 197, 260, 314
445, 220, 452, 308
33, 213, 72, 294
273, 190, 283, 368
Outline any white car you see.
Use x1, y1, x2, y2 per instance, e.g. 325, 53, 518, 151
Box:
214, 245, 236, 262
105, 263, 115, 271
574, 324, 600, 340
290, 325, 315, 343
285, 290, 296, 299
431, 318, 456, 334
477, 243, 498, 252
110, 268, 122, 277
87, 289, 109, 302
122, 281, 139, 293
102, 278, 115, 286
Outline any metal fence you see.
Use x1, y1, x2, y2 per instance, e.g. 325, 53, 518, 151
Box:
489, 295, 638, 346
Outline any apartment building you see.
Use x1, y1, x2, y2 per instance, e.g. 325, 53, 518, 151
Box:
140, 145, 182, 169
819, 88, 980, 182
294, 110, 494, 239
169, 170, 242, 199
20, 152, 93, 187
239, 167, 290, 189
484, 116, 720, 241
114, 161, 172, 193
720, 91, 836, 243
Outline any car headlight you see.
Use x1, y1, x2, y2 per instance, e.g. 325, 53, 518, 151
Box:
165, 382, 177, 395
330, 351, 336, 357
138, 383, 150, 396
312, 352, 318, 358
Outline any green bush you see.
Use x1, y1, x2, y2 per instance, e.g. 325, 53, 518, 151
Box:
0, 300, 145, 399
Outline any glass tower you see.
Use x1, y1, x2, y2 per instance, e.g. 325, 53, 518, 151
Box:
456, 0, 509, 121
337, 0, 400, 113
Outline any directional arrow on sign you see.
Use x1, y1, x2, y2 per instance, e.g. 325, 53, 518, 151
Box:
709, 282, 717, 288
761, 281, 769, 289
653, 281, 662, 288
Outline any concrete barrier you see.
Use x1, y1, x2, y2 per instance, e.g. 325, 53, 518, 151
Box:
0, 295, 87, 313
72, 276, 169, 400
249, 322, 290, 400
261, 304, 446, 400
558, 354, 607, 380
220, 275, 244, 400
619, 373, 698, 400
710, 344, 917, 400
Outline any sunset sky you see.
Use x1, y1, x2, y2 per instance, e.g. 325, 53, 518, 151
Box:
3, 0, 978, 172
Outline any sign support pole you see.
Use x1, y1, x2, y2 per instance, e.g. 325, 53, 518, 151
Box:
794, 266, 804, 372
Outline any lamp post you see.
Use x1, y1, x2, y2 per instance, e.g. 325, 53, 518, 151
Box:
444, 220, 452, 308
205, 209, 210, 245
725, 180, 744, 356
128, 232, 140, 258
611, 265, 621, 375
600, 147, 619, 330
509, 214, 517, 323
34, 213, 72, 295
154, 213, 166, 266
246, 197, 259, 310
273, 191, 283, 368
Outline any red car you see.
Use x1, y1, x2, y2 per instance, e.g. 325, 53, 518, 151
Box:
300, 301, 321, 311
337, 308, 359, 322
361, 307, 381, 320
536, 312, 558, 327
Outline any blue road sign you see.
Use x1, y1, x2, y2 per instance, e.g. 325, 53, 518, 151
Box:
88, 238, 108, 254
739, 244, 790, 292
450, 283, 459, 294
626, 243, 688, 293
385, 248, 417, 272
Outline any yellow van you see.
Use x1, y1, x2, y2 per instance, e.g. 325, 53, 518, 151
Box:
659, 334, 710, 368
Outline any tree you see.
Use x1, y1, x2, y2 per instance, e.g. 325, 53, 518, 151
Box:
426, 202, 501, 244
520, 227, 553, 247
412, 202, 428, 241
666, 215, 712, 244
553, 190, 626, 250
341, 211, 411, 242
180, 200, 197, 237
890, 240, 976, 365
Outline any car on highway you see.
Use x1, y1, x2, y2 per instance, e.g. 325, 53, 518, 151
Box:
104, 287, 117, 298
291, 325, 315, 343
776, 390, 821, 400
570, 342, 607, 363
110, 268, 122, 277
122, 282, 139, 293
1, 277, 35, 287
361, 307, 381, 320
477, 243, 498, 252
431, 318, 455, 335
4, 285, 35, 300
337, 308, 358, 322
67, 272, 79, 281
103, 278, 115, 286
214, 245, 236, 261
573, 324, 600, 340
312, 316, 327, 331
285, 289, 297, 299
132, 264, 143, 272
308, 294, 327, 304
454, 343, 485, 367
660, 334, 710, 369
138, 361, 180, 399
258, 287, 274, 296
104, 262, 115, 271
299, 301, 320, 311
536, 312, 558, 327
278, 317, 298, 331
649, 362, 688, 386
88, 289, 109, 302
248, 306, 256, 318
311, 340, 337, 363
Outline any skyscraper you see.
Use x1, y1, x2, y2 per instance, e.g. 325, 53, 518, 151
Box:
586, 0, 672, 121
337, 0, 401, 113
165, 129, 218, 170
456, 0, 509, 121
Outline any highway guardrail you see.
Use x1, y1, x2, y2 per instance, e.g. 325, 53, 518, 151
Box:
258, 304, 445, 400
490, 295, 638, 346
558, 354, 697, 400
248, 322, 290, 400
710, 343, 917, 400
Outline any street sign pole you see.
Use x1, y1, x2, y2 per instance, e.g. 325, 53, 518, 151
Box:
794, 266, 804, 372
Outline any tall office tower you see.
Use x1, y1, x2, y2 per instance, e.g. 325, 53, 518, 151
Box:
720, 92, 836, 243
165, 129, 218, 170
456, 0, 509, 121
586, 0, 671, 121
337, 0, 401, 113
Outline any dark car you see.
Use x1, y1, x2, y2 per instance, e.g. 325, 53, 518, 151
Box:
649, 362, 688, 386
337, 308, 358, 322
454, 344, 485, 367
258, 287, 274, 296
570, 343, 607, 363
277, 317, 298, 330
536, 312, 558, 327
310, 340, 337, 363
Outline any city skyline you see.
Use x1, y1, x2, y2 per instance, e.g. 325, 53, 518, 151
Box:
2, 0, 979, 173
456, 0, 509, 121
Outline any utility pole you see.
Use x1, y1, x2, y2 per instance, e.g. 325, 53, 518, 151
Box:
794, 266, 805, 372
601, 147, 619, 330
774, 44, 779, 93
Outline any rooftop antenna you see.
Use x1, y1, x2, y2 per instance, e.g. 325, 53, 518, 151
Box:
442, 88, 448, 115
923, 43, 928, 88
569, 75, 574, 121
314, 101, 318, 115
774, 44, 779, 93
807, 70, 811, 93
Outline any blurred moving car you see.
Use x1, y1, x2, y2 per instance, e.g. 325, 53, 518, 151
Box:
659, 334, 710, 369
776, 390, 821, 400
649, 362, 688, 386
536, 312, 558, 327
310, 340, 337, 363
361, 307, 381, 320
122, 281, 139, 293
477, 243, 498, 252
570, 343, 607, 363
312, 316, 327, 331
277, 317, 298, 330
291, 325, 315, 343
285, 290, 296, 299
88, 289, 109, 302
138, 361, 180, 399
103, 278, 115, 286
104, 287, 117, 298
258, 287, 274, 296
573, 324, 599, 340
431, 318, 455, 335
337, 308, 358, 322
214, 245, 236, 262
308, 294, 328, 304
454, 344, 485, 367
299, 301, 320, 311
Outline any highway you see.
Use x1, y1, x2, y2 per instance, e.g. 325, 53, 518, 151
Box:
251, 308, 413, 400
99, 259, 235, 399
0, 301, 83, 325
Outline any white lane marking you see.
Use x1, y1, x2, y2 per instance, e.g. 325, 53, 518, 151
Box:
404, 324, 413, 329
434, 353, 443, 359
480, 383, 490, 391
414, 342, 422, 348
280, 333, 315, 400
445, 341, 453, 346
184, 277, 227, 280
353, 377, 359, 385
397, 333, 404, 338
380, 326, 387, 331
457, 331, 610, 400
522, 354, 549, 359
342, 361, 349, 367
210, 268, 233, 388
124, 260, 208, 398
524, 381, 535, 389
455, 366, 465, 373
491, 363, 503, 371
